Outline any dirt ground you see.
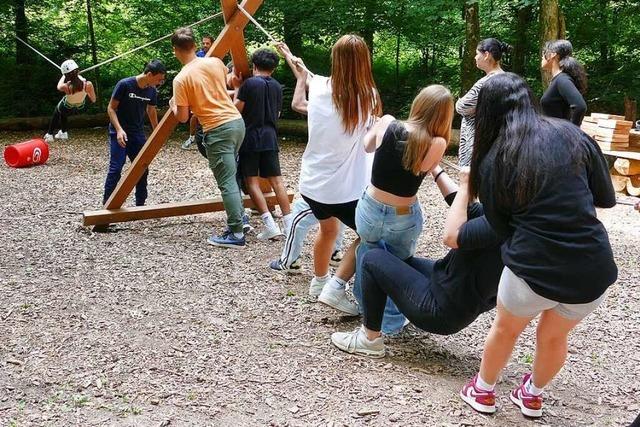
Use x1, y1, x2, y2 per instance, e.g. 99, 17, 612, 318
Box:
1, 128, 639, 427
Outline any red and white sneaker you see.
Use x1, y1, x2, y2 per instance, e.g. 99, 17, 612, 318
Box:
510, 373, 543, 418
460, 375, 497, 414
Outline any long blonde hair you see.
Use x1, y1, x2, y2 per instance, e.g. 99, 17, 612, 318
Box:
402, 85, 454, 175
330, 34, 382, 134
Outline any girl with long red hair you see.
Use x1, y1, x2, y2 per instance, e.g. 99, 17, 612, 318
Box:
277, 35, 381, 314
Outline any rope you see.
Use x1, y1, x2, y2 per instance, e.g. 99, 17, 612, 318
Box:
14, 36, 61, 70
236, 4, 314, 77
80, 11, 224, 74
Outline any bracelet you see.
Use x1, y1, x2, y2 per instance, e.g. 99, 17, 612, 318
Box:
434, 170, 445, 183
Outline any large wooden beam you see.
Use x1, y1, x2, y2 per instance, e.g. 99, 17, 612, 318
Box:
210, 0, 263, 61
84, 191, 294, 226
221, 0, 251, 77
103, 0, 263, 211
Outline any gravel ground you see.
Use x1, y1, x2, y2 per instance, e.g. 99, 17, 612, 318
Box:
1, 128, 639, 427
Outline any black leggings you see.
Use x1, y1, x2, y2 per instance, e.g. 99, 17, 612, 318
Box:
361, 249, 463, 335
47, 100, 81, 134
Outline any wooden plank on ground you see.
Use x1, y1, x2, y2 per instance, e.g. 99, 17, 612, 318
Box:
83, 191, 294, 226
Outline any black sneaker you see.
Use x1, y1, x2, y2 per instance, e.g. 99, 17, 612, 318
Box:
268, 257, 302, 275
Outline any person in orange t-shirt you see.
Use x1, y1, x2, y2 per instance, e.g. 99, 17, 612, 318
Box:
169, 27, 248, 249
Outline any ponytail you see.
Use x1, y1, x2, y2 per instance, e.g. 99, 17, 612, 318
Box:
559, 57, 587, 94
544, 39, 588, 94
64, 70, 84, 94
477, 38, 512, 62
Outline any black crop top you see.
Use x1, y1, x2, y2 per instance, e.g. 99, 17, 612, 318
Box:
371, 121, 427, 197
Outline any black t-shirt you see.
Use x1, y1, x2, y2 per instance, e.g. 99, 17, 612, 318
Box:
429, 197, 504, 330
540, 72, 587, 126
109, 77, 157, 134
479, 128, 617, 304
237, 76, 283, 152
371, 121, 427, 197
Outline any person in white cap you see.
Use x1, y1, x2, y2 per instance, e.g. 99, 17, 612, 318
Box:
44, 59, 96, 143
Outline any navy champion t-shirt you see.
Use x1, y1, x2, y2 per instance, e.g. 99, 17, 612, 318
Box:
237, 76, 282, 152
109, 77, 158, 134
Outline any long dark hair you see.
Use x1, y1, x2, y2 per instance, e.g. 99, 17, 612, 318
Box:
544, 39, 588, 93
470, 72, 583, 207
477, 38, 512, 62
64, 69, 83, 94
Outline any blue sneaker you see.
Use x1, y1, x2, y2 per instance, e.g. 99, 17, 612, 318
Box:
242, 214, 254, 233
207, 230, 245, 249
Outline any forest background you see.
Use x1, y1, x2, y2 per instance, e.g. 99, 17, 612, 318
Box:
2, 0, 639, 123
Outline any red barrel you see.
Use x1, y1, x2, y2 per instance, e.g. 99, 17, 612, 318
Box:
3, 138, 49, 168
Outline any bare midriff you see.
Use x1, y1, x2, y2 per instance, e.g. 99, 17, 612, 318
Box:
366, 185, 417, 207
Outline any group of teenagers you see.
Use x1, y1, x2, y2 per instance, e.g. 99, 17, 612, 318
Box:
45, 28, 635, 420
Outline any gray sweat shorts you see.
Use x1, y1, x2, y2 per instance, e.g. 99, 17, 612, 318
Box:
497, 267, 606, 320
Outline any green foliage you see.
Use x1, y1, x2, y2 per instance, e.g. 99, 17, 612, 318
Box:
1, 0, 638, 119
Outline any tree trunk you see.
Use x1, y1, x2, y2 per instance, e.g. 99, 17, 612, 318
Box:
394, 1, 406, 93
513, 4, 532, 75
539, 0, 566, 87
361, 0, 375, 54
282, 5, 302, 54
14, 0, 30, 65
86, 0, 103, 109
461, 1, 480, 94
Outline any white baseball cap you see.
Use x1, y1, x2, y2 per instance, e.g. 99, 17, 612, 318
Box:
61, 59, 79, 74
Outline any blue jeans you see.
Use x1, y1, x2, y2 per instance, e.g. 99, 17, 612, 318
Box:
354, 192, 423, 334
103, 131, 148, 206
279, 198, 345, 267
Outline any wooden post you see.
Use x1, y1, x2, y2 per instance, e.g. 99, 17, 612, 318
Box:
624, 96, 637, 123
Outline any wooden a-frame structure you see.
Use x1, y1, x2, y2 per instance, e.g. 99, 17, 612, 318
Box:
83, 0, 292, 227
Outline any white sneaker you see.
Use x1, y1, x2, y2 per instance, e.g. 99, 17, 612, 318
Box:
44, 133, 54, 143
318, 285, 359, 316
257, 224, 283, 240
309, 277, 328, 298
55, 130, 68, 140
331, 326, 385, 358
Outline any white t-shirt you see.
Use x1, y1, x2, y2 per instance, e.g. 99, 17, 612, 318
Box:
299, 76, 374, 204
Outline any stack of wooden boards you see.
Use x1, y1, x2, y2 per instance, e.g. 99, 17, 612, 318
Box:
580, 113, 637, 151
610, 158, 640, 196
